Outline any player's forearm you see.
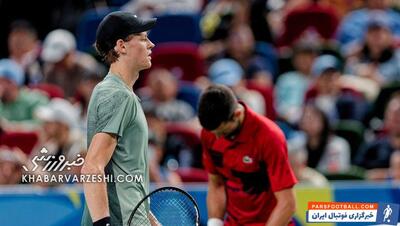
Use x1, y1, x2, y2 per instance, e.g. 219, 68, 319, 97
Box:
207, 184, 226, 219
82, 164, 110, 221
265, 199, 296, 226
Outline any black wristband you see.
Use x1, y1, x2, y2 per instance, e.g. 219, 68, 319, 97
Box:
93, 216, 110, 226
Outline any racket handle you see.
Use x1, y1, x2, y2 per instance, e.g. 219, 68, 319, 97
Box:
207, 218, 224, 226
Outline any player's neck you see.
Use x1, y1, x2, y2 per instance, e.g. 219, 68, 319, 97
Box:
237, 103, 245, 126
225, 104, 245, 140
109, 63, 139, 89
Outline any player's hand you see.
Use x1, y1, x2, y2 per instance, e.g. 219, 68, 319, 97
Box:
149, 211, 162, 226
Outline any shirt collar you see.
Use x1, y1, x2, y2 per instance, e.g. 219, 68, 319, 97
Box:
106, 72, 133, 91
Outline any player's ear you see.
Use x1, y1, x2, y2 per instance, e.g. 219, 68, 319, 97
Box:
233, 108, 241, 118
114, 39, 127, 54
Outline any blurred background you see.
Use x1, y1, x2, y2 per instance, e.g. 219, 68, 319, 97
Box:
1, 0, 400, 225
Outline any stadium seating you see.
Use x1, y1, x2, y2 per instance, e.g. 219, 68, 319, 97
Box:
366, 82, 400, 122
246, 81, 276, 120
276, 3, 339, 47
254, 41, 279, 78
148, 13, 202, 44
143, 42, 205, 83
177, 81, 202, 112
165, 123, 202, 168
176, 167, 208, 182
334, 120, 365, 163
166, 124, 200, 149
0, 131, 39, 155
324, 165, 366, 181
29, 83, 65, 99
76, 7, 118, 53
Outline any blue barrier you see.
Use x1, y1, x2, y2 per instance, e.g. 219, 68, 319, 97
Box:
0, 182, 399, 226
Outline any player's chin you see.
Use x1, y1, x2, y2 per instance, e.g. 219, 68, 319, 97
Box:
147, 57, 153, 66
141, 61, 152, 70
144, 62, 152, 69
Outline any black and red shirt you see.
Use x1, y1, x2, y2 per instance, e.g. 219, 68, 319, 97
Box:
202, 103, 297, 225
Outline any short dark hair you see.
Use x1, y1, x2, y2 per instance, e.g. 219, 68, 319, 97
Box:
198, 85, 237, 130
95, 35, 134, 65
9, 20, 37, 39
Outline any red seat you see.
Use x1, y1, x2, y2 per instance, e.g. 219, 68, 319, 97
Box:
165, 124, 203, 168
176, 167, 208, 182
166, 124, 201, 148
142, 42, 205, 86
0, 131, 39, 155
246, 82, 276, 120
29, 83, 65, 99
276, 3, 339, 47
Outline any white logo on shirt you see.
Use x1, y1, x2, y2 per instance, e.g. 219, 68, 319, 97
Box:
242, 156, 253, 164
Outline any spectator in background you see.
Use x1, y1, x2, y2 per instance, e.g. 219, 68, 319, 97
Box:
199, 0, 242, 65
306, 54, 368, 121
249, 0, 274, 43
201, 8, 275, 87
200, 0, 248, 42
122, 0, 202, 17
7, 20, 43, 85
139, 68, 195, 123
345, 16, 400, 86
74, 73, 103, 134
208, 58, 266, 115
389, 151, 400, 182
287, 137, 329, 186
41, 29, 100, 100
356, 92, 400, 172
298, 103, 351, 174
0, 147, 27, 185
0, 59, 48, 130
275, 43, 317, 124
225, 24, 274, 87
336, 0, 400, 48
33, 98, 85, 175
145, 108, 182, 186
274, 0, 340, 48
305, 55, 342, 121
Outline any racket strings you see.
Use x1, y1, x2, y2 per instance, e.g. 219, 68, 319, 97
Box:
129, 189, 198, 226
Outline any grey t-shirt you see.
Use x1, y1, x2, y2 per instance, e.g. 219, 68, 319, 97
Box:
81, 73, 149, 226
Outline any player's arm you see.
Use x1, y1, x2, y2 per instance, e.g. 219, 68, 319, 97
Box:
81, 132, 117, 224
265, 187, 296, 226
207, 173, 226, 226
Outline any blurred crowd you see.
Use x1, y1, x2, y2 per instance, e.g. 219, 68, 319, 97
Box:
1, 0, 400, 187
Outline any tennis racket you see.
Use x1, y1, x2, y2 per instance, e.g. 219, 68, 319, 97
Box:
127, 186, 200, 226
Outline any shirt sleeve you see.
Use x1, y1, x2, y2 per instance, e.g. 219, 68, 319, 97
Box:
201, 130, 218, 174
263, 128, 297, 192
96, 91, 136, 138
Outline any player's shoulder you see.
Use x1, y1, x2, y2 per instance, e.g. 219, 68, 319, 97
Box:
200, 129, 214, 141
94, 77, 132, 98
95, 75, 124, 90
200, 129, 219, 148
253, 112, 286, 142
92, 88, 134, 115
